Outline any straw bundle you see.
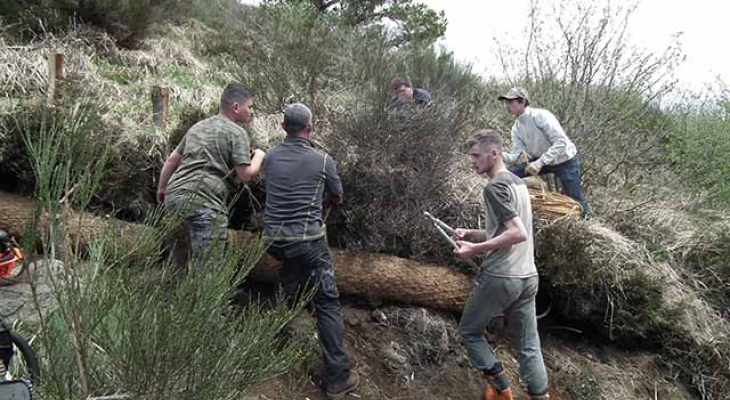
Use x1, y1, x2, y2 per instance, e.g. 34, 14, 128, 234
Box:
538, 218, 730, 399
524, 176, 583, 220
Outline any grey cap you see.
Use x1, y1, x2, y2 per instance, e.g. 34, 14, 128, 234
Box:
283, 103, 312, 128
498, 87, 529, 101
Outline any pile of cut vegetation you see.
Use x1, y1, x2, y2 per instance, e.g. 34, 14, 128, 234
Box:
538, 218, 730, 399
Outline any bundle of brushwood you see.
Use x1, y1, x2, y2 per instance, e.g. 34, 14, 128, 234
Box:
538, 218, 730, 399
523, 176, 582, 220
0, 190, 472, 311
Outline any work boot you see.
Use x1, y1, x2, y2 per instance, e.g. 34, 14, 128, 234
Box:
529, 394, 549, 400
326, 370, 359, 399
483, 385, 514, 400
482, 368, 513, 400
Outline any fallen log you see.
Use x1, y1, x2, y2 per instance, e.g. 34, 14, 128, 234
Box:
0, 190, 474, 311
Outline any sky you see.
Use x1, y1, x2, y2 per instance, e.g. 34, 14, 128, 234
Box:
239, 0, 728, 91
421, 0, 729, 91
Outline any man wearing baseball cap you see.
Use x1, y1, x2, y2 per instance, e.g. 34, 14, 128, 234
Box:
498, 87, 590, 219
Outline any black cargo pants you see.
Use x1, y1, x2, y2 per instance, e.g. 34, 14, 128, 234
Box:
268, 237, 350, 385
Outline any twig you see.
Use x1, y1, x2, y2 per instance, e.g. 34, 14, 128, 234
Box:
86, 394, 131, 400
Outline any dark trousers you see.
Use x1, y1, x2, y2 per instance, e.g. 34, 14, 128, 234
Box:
268, 237, 350, 385
0, 317, 11, 368
510, 155, 590, 216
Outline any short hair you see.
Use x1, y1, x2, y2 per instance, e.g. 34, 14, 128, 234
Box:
390, 76, 412, 92
220, 83, 252, 111
283, 103, 312, 135
464, 129, 504, 152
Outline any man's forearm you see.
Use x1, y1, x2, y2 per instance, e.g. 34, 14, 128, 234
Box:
471, 226, 526, 253
158, 160, 178, 192
246, 151, 265, 180
466, 229, 487, 242
236, 151, 266, 183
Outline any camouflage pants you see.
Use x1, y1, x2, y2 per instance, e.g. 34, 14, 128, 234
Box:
167, 207, 228, 268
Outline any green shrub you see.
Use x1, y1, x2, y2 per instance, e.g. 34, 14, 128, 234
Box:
20, 100, 314, 400
323, 96, 481, 264
665, 94, 730, 203
0, 0, 208, 45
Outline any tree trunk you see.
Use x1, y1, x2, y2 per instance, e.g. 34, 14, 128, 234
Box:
0, 191, 474, 311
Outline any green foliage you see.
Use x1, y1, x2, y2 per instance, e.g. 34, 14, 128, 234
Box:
238, 1, 346, 113
0, 95, 111, 197
664, 94, 730, 203
20, 101, 313, 399
269, 0, 447, 45
0, 0, 201, 45
323, 97, 481, 263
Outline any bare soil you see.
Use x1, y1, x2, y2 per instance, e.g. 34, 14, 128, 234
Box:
240, 296, 695, 400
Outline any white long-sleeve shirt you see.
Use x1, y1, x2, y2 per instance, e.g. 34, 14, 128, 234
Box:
502, 107, 577, 167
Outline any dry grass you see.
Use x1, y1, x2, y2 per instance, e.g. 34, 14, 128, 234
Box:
538, 217, 730, 399
545, 343, 695, 399
0, 21, 247, 218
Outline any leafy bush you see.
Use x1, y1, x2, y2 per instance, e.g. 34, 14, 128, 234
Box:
323, 97, 481, 264
0, 0, 205, 45
665, 90, 730, 203
233, 1, 346, 114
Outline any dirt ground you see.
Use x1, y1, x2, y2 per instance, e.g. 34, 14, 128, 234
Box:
1, 265, 697, 400
240, 296, 696, 400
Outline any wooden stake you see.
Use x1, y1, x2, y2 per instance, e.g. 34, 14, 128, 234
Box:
151, 86, 170, 128
47, 52, 64, 101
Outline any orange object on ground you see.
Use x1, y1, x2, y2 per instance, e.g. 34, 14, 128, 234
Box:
0, 247, 23, 277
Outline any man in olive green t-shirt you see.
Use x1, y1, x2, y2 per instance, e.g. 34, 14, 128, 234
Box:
157, 83, 265, 265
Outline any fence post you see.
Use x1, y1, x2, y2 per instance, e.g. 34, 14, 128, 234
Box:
47, 52, 64, 101
151, 86, 170, 128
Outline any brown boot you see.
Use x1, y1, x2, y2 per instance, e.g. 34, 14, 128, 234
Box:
326, 370, 359, 400
482, 370, 513, 400
483, 385, 514, 400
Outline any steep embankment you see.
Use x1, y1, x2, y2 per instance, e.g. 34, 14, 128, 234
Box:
2, 21, 728, 399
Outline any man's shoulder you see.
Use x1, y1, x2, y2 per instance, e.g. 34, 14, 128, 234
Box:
486, 171, 523, 191
268, 141, 330, 160
528, 107, 557, 120
193, 115, 245, 135
413, 88, 432, 104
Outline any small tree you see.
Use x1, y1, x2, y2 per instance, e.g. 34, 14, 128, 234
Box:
268, 0, 447, 45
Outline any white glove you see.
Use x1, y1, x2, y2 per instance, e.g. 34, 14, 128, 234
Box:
525, 160, 543, 176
